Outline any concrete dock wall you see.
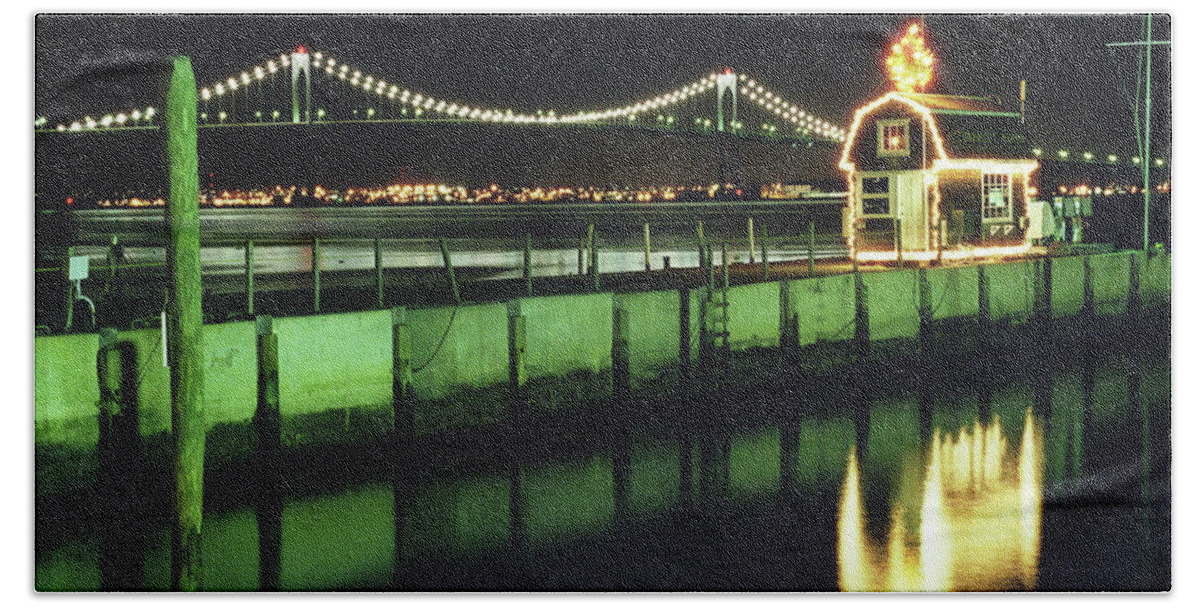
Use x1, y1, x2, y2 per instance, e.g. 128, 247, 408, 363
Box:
34, 252, 1171, 453
614, 290, 682, 392
862, 270, 920, 342
926, 266, 979, 321
787, 274, 856, 347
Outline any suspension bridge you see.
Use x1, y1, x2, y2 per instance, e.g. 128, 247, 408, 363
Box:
35, 46, 1165, 173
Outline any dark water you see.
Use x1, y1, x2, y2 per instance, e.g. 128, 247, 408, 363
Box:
34, 319, 1170, 591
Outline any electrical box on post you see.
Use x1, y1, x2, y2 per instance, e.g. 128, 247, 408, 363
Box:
68, 255, 89, 282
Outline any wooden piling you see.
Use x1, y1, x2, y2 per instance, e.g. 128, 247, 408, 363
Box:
439, 237, 460, 304
643, 222, 652, 272
254, 315, 281, 591
245, 240, 254, 317
854, 272, 870, 363
721, 243, 729, 290
918, 267, 933, 356
977, 265, 991, 353
523, 234, 533, 296
507, 304, 527, 554
589, 226, 599, 292
678, 288, 691, 385
578, 233, 586, 276
695, 221, 705, 269
1082, 256, 1095, 327
97, 329, 146, 590
391, 307, 413, 582
808, 220, 816, 277
761, 225, 770, 281
165, 55, 205, 592
612, 306, 632, 524
312, 237, 321, 314
1129, 251, 1142, 328
747, 217, 755, 264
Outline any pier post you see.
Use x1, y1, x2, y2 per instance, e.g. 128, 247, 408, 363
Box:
375, 238, 384, 309
578, 233, 586, 275
1082, 256, 1096, 334
808, 220, 816, 277
507, 303, 528, 555
1129, 251, 1142, 330
761, 225, 770, 280
311, 237, 321, 314
678, 287, 691, 386
854, 271, 870, 363
245, 240, 254, 317
590, 226, 600, 292
894, 218, 903, 268
523, 233, 533, 296
62, 246, 74, 332
721, 243, 729, 290
747, 217, 755, 264
439, 238, 460, 304
391, 307, 413, 583
696, 221, 705, 270
918, 267, 933, 356
977, 265, 990, 351
254, 315, 281, 591
96, 329, 146, 590
612, 305, 632, 525
165, 55, 205, 592
644, 222, 652, 272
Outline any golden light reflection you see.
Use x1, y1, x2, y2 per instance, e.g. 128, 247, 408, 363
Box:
836, 409, 1043, 591
837, 446, 872, 592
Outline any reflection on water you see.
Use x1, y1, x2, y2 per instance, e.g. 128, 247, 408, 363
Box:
837, 409, 1042, 591
35, 335, 1168, 591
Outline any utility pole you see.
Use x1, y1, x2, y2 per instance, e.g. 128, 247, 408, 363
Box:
1106, 14, 1170, 252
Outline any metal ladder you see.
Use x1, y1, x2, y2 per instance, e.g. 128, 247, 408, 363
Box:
700, 243, 731, 368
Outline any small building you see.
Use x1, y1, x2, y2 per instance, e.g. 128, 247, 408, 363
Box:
838, 91, 1038, 262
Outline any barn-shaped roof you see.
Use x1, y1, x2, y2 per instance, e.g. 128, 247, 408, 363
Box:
893, 92, 1020, 118
839, 91, 1034, 171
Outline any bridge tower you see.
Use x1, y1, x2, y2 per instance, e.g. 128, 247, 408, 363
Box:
715, 70, 741, 189
291, 47, 311, 124
715, 71, 738, 132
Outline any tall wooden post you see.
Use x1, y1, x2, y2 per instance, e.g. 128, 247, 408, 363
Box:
165, 55, 205, 592
695, 221, 706, 270
254, 316, 281, 591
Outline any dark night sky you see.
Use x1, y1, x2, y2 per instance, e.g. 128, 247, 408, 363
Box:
33, 13, 1171, 189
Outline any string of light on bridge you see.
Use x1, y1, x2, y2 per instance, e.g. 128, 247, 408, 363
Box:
35, 47, 848, 142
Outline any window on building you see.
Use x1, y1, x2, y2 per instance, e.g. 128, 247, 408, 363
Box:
876, 119, 910, 157
860, 176, 891, 216
982, 173, 1012, 220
